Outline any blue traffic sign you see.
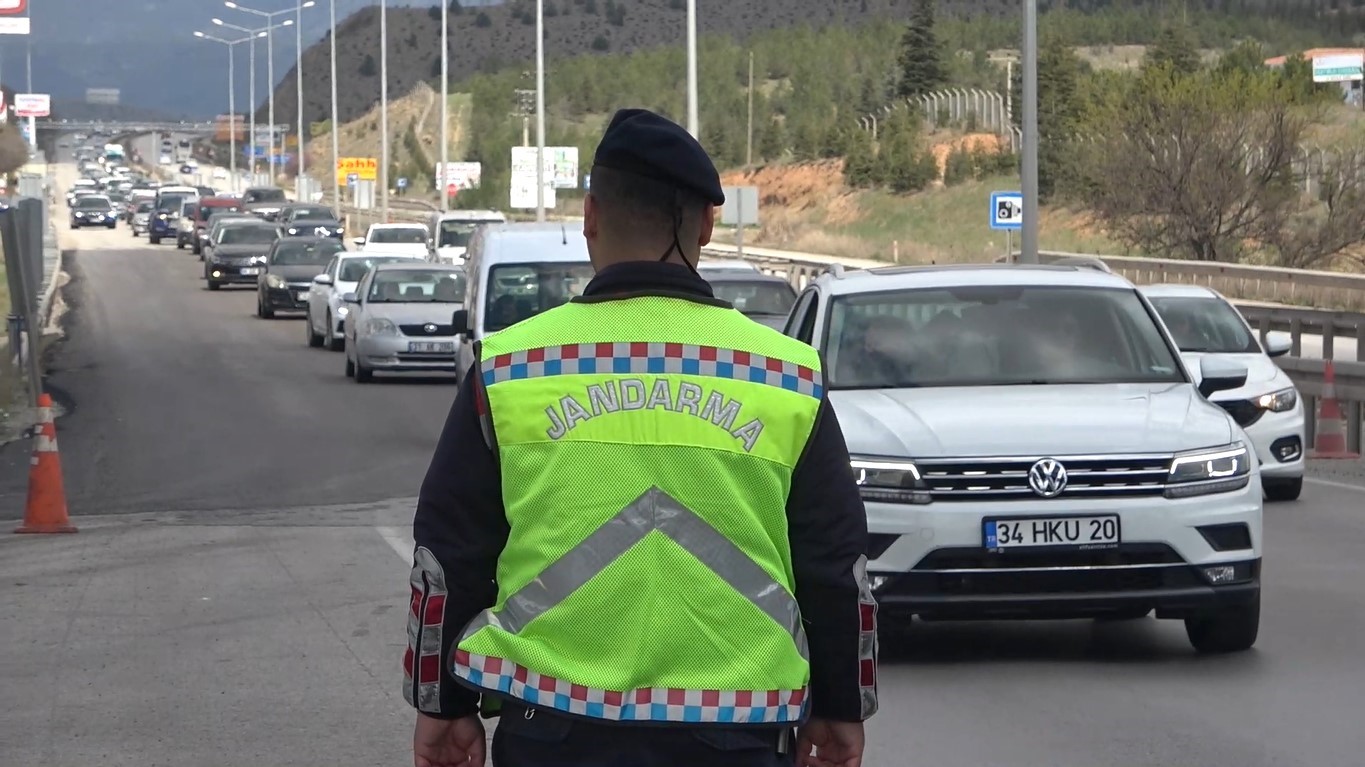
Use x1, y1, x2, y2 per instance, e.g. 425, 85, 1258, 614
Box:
990, 191, 1024, 231
347, 173, 359, 186
397, 177, 409, 189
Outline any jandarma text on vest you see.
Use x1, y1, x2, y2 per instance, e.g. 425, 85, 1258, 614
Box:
545, 377, 765, 451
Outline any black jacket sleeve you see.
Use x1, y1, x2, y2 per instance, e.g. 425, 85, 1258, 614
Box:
405, 364, 508, 719
788, 396, 878, 722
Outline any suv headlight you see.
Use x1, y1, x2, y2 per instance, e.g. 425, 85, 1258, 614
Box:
1165, 443, 1252, 498
287, 227, 299, 235
850, 456, 932, 505
364, 317, 398, 336
1255, 388, 1297, 413
265, 273, 287, 289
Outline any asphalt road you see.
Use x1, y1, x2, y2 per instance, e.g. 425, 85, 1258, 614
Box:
4, 176, 1365, 765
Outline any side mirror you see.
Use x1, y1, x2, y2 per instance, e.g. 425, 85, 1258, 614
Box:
342, 292, 359, 304
1198, 357, 1248, 398
313, 273, 333, 285
452, 309, 470, 335
352, 237, 366, 247
1263, 331, 1293, 358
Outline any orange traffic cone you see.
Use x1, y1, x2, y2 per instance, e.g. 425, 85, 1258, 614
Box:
14, 393, 76, 534
1310, 360, 1360, 460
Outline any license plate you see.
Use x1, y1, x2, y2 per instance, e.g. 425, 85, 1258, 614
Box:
984, 515, 1120, 551
240, 267, 261, 276
408, 341, 454, 353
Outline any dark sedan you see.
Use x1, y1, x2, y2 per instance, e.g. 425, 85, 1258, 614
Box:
203, 221, 280, 291
257, 237, 347, 318
277, 204, 345, 240
703, 272, 798, 330
70, 195, 117, 229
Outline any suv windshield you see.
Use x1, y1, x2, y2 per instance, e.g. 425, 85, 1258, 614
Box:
272, 240, 345, 266
156, 194, 187, 213
290, 207, 334, 221
369, 227, 428, 245
244, 188, 286, 203
486, 263, 595, 331
711, 280, 797, 316
1147, 295, 1260, 354
339, 256, 412, 282
75, 197, 111, 210
824, 285, 1185, 390
217, 226, 278, 245
437, 220, 489, 248
367, 270, 466, 303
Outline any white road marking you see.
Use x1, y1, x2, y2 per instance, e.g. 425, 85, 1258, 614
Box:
1305, 476, 1365, 494
375, 526, 415, 561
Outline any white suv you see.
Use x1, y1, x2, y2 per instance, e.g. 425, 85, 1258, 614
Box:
1141, 285, 1305, 501
785, 264, 1264, 653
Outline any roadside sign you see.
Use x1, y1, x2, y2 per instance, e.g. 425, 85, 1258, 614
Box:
435, 161, 481, 191
14, 93, 48, 118
0, 0, 28, 14
335, 156, 378, 185
397, 177, 408, 189
1313, 53, 1364, 83
347, 173, 359, 187
990, 191, 1023, 231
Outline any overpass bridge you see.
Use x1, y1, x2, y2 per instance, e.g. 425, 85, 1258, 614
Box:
34, 120, 284, 135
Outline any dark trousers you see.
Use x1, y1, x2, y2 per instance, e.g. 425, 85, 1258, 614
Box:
492, 703, 795, 767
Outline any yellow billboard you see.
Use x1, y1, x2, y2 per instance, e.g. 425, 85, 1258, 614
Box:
336, 156, 378, 184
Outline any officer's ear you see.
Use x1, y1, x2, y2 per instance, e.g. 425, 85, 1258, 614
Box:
696, 203, 715, 248
583, 193, 599, 243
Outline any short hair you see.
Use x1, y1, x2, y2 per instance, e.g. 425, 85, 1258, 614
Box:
589, 165, 708, 237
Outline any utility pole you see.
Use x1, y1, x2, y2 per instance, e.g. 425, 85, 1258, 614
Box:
330, 0, 341, 208
380, 0, 389, 220
746, 51, 754, 167
1020, 0, 1039, 263
535, 0, 546, 222
685, 0, 698, 138
440, 0, 449, 211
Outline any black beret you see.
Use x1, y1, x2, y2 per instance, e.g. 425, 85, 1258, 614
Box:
592, 108, 726, 206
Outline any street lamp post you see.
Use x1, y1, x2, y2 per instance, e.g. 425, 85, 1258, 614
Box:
215, 17, 294, 185
535, 0, 545, 222
295, 0, 317, 194
223, 2, 308, 186
381, 0, 389, 220
686, 0, 697, 138
194, 30, 263, 194
440, 0, 449, 211
1020, 0, 1039, 263
330, 0, 341, 208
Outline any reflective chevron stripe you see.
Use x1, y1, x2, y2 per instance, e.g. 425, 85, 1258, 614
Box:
453, 486, 809, 723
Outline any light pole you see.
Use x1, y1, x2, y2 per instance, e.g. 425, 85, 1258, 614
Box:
295, 1, 317, 193
215, 17, 294, 184
223, 2, 300, 185
381, 0, 389, 220
194, 30, 263, 194
440, 0, 449, 211
330, 0, 341, 208
686, 0, 697, 138
535, 0, 545, 222
1020, 0, 1039, 263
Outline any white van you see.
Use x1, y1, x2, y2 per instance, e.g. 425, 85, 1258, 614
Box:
452, 222, 595, 385
427, 209, 508, 263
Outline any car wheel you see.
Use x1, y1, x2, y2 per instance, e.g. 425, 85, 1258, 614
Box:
150, 234, 160, 244
344, 353, 355, 378
207, 280, 221, 291
176, 238, 184, 249
306, 314, 324, 348
1263, 476, 1302, 502
107, 223, 116, 229
258, 297, 274, 319
1185, 593, 1260, 654
354, 356, 373, 383
327, 314, 344, 352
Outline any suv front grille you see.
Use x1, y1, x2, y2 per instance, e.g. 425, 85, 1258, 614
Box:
401, 323, 455, 336
917, 454, 1172, 500
914, 544, 1185, 571
1215, 399, 1263, 428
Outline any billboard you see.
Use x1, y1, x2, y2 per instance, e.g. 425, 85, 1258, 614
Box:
435, 162, 482, 192
0, 0, 29, 13
1313, 53, 1364, 83
335, 156, 378, 185
510, 146, 579, 190
215, 114, 246, 142
0, 16, 29, 34
14, 93, 49, 117
86, 88, 121, 106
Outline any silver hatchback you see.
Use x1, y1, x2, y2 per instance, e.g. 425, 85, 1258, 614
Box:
343, 262, 466, 383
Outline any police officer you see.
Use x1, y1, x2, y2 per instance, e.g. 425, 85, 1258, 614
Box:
405, 108, 877, 767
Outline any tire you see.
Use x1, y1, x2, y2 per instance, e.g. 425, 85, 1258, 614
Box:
176, 238, 185, 249
1263, 476, 1303, 502
353, 356, 373, 383
257, 297, 274, 319
327, 313, 344, 352
344, 354, 355, 378
207, 280, 221, 291
1185, 593, 1260, 654
107, 223, 116, 229
306, 313, 324, 347
150, 234, 160, 245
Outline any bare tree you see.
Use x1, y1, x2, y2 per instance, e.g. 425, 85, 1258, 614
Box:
1087, 67, 1305, 263
0, 122, 31, 175
1270, 145, 1365, 270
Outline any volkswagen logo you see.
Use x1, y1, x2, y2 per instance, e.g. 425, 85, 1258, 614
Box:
423, 323, 438, 334
1027, 458, 1068, 498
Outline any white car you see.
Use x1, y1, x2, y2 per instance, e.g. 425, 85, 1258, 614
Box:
342, 262, 466, 382
1142, 285, 1305, 501
785, 263, 1263, 653
354, 223, 432, 259
213, 167, 229, 180
306, 251, 429, 351
697, 258, 762, 275
428, 210, 506, 263
159, 154, 173, 165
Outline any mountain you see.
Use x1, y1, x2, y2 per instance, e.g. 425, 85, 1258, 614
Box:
3, 0, 452, 117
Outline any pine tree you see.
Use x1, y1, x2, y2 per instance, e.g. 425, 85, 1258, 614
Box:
1143, 23, 1201, 76
359, 54, 378, 77
896, 0, 946, 99
759, 117, 786, 161
843, 128, 878, 188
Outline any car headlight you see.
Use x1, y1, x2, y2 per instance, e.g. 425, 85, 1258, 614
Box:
1255, 387, 1297, 413
287, 227, 299, 235
364, 317, 398, 336
158, 213, 168, 220
1165, 443, 1252, 498
850, 456, 933, 505
336, 305, 350, 318
74, 212, 85, 217
336, 226, 344, 234
265, 273, 287, 289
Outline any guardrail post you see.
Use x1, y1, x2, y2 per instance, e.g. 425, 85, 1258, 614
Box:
1290, 317, 1303, 356
1304, 394, 1317, 447
1323, 321, 1336, 360
1357, 319, 1365, 363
